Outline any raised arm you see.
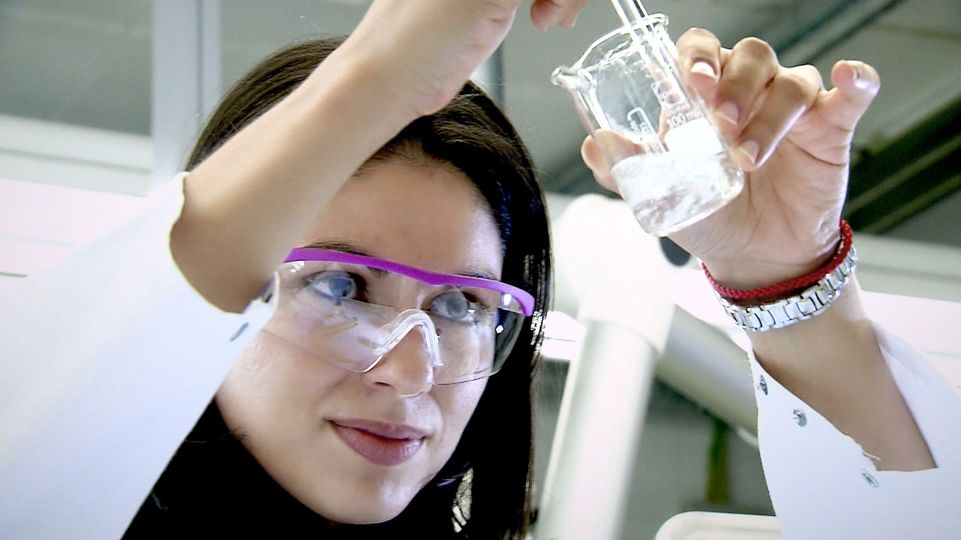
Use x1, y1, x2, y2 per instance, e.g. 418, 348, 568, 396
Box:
170, 0, 586, 313
582, 28, 935, 471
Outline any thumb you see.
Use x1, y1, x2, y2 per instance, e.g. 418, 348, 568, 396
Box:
819, 60, 881, 131
580, 136, 617, 193
581, 130, 647, 194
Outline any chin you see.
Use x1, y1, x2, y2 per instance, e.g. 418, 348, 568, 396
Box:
314, 499, 410, 525
296, 480, 421, 526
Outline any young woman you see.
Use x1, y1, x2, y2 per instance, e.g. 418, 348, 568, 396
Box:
125, 36, 550, 537
3, 1, 958, 539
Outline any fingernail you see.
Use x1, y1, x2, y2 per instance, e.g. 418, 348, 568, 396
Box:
690, 61, 716, 79
715, 101, 740, 126
846, 61, 871, 90
737, 140, 759, 165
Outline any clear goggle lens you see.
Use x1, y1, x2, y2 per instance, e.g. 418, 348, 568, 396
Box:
262, 257, 529, 385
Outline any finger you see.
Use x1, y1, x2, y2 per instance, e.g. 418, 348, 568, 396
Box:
558, 0, 587, 27
581, 136, 618, 193
818, 60, 881, 131
734, 65, 822, 170
712, 37, 780, 133
675, 28, 723, 96
530, 0, 587, 30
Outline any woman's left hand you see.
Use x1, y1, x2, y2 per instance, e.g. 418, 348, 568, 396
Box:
583, 28, 880, 288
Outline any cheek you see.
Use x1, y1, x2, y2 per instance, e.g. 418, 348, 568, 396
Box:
217, 337, 275, 419
217, 332, 346, 442
432, 379, 488, 452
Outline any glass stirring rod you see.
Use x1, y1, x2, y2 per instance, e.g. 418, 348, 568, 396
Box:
609, 0, 658, 58
609, 0, 674, 72
610, 0, 648, 27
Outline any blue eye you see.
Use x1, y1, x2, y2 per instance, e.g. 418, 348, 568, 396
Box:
306, 271, 360, 301
431, 291, 491, 324
432, 291, 470, 320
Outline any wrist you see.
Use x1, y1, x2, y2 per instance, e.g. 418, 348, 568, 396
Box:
699, 257, 833, 292
747, 280, 869, 366
328, 33, 462, 120
700, 225, 843, 292
705, 220, 857, 331
298, 43, 423, 134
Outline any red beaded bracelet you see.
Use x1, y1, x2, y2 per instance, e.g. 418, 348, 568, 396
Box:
702, 220, 854, 301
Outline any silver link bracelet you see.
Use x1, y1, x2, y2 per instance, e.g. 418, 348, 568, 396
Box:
717, 246, 858, 332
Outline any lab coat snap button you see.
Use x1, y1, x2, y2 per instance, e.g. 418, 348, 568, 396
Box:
757, 375, 768, 395
861, 470, 880, 488
792, 409, 807, 427
230, 322, 249, 342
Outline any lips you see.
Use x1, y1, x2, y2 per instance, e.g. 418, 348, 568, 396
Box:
329, 418, 428, 466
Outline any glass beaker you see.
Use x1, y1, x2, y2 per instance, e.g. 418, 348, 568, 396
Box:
552, 14, 743, 236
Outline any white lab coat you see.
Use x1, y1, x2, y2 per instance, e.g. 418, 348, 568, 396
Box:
1, 174, 959, 539
750, 331, 961, 540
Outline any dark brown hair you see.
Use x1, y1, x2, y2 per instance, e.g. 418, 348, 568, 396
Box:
124, 38, 552, 539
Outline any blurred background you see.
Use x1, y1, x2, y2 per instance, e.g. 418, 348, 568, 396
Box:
1, 1, 959, 537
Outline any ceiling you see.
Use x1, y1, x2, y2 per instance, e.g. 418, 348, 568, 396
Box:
1, 0, 959, 246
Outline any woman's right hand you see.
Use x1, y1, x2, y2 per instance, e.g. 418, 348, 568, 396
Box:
336, 0, 586, 118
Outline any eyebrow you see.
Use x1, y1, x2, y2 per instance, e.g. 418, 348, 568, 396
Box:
301, 239, 500, 281
303, 240, 370, 257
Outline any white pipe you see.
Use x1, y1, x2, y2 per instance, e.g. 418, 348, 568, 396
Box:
537, 195, 678, 539
661, 307, 757, 433
537, 321, 658, 540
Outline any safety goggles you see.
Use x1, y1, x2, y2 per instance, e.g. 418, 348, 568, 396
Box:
262, 249, 535, 385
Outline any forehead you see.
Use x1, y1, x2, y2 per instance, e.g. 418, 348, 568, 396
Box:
300, 159, 504, 279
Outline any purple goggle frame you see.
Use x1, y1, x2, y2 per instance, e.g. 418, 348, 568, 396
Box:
283, 248, 535, 316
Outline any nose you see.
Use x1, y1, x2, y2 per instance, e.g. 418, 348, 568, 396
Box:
362, 320, 439, 397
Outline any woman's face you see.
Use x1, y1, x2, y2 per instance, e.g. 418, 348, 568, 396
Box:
216, 157, 502, 524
